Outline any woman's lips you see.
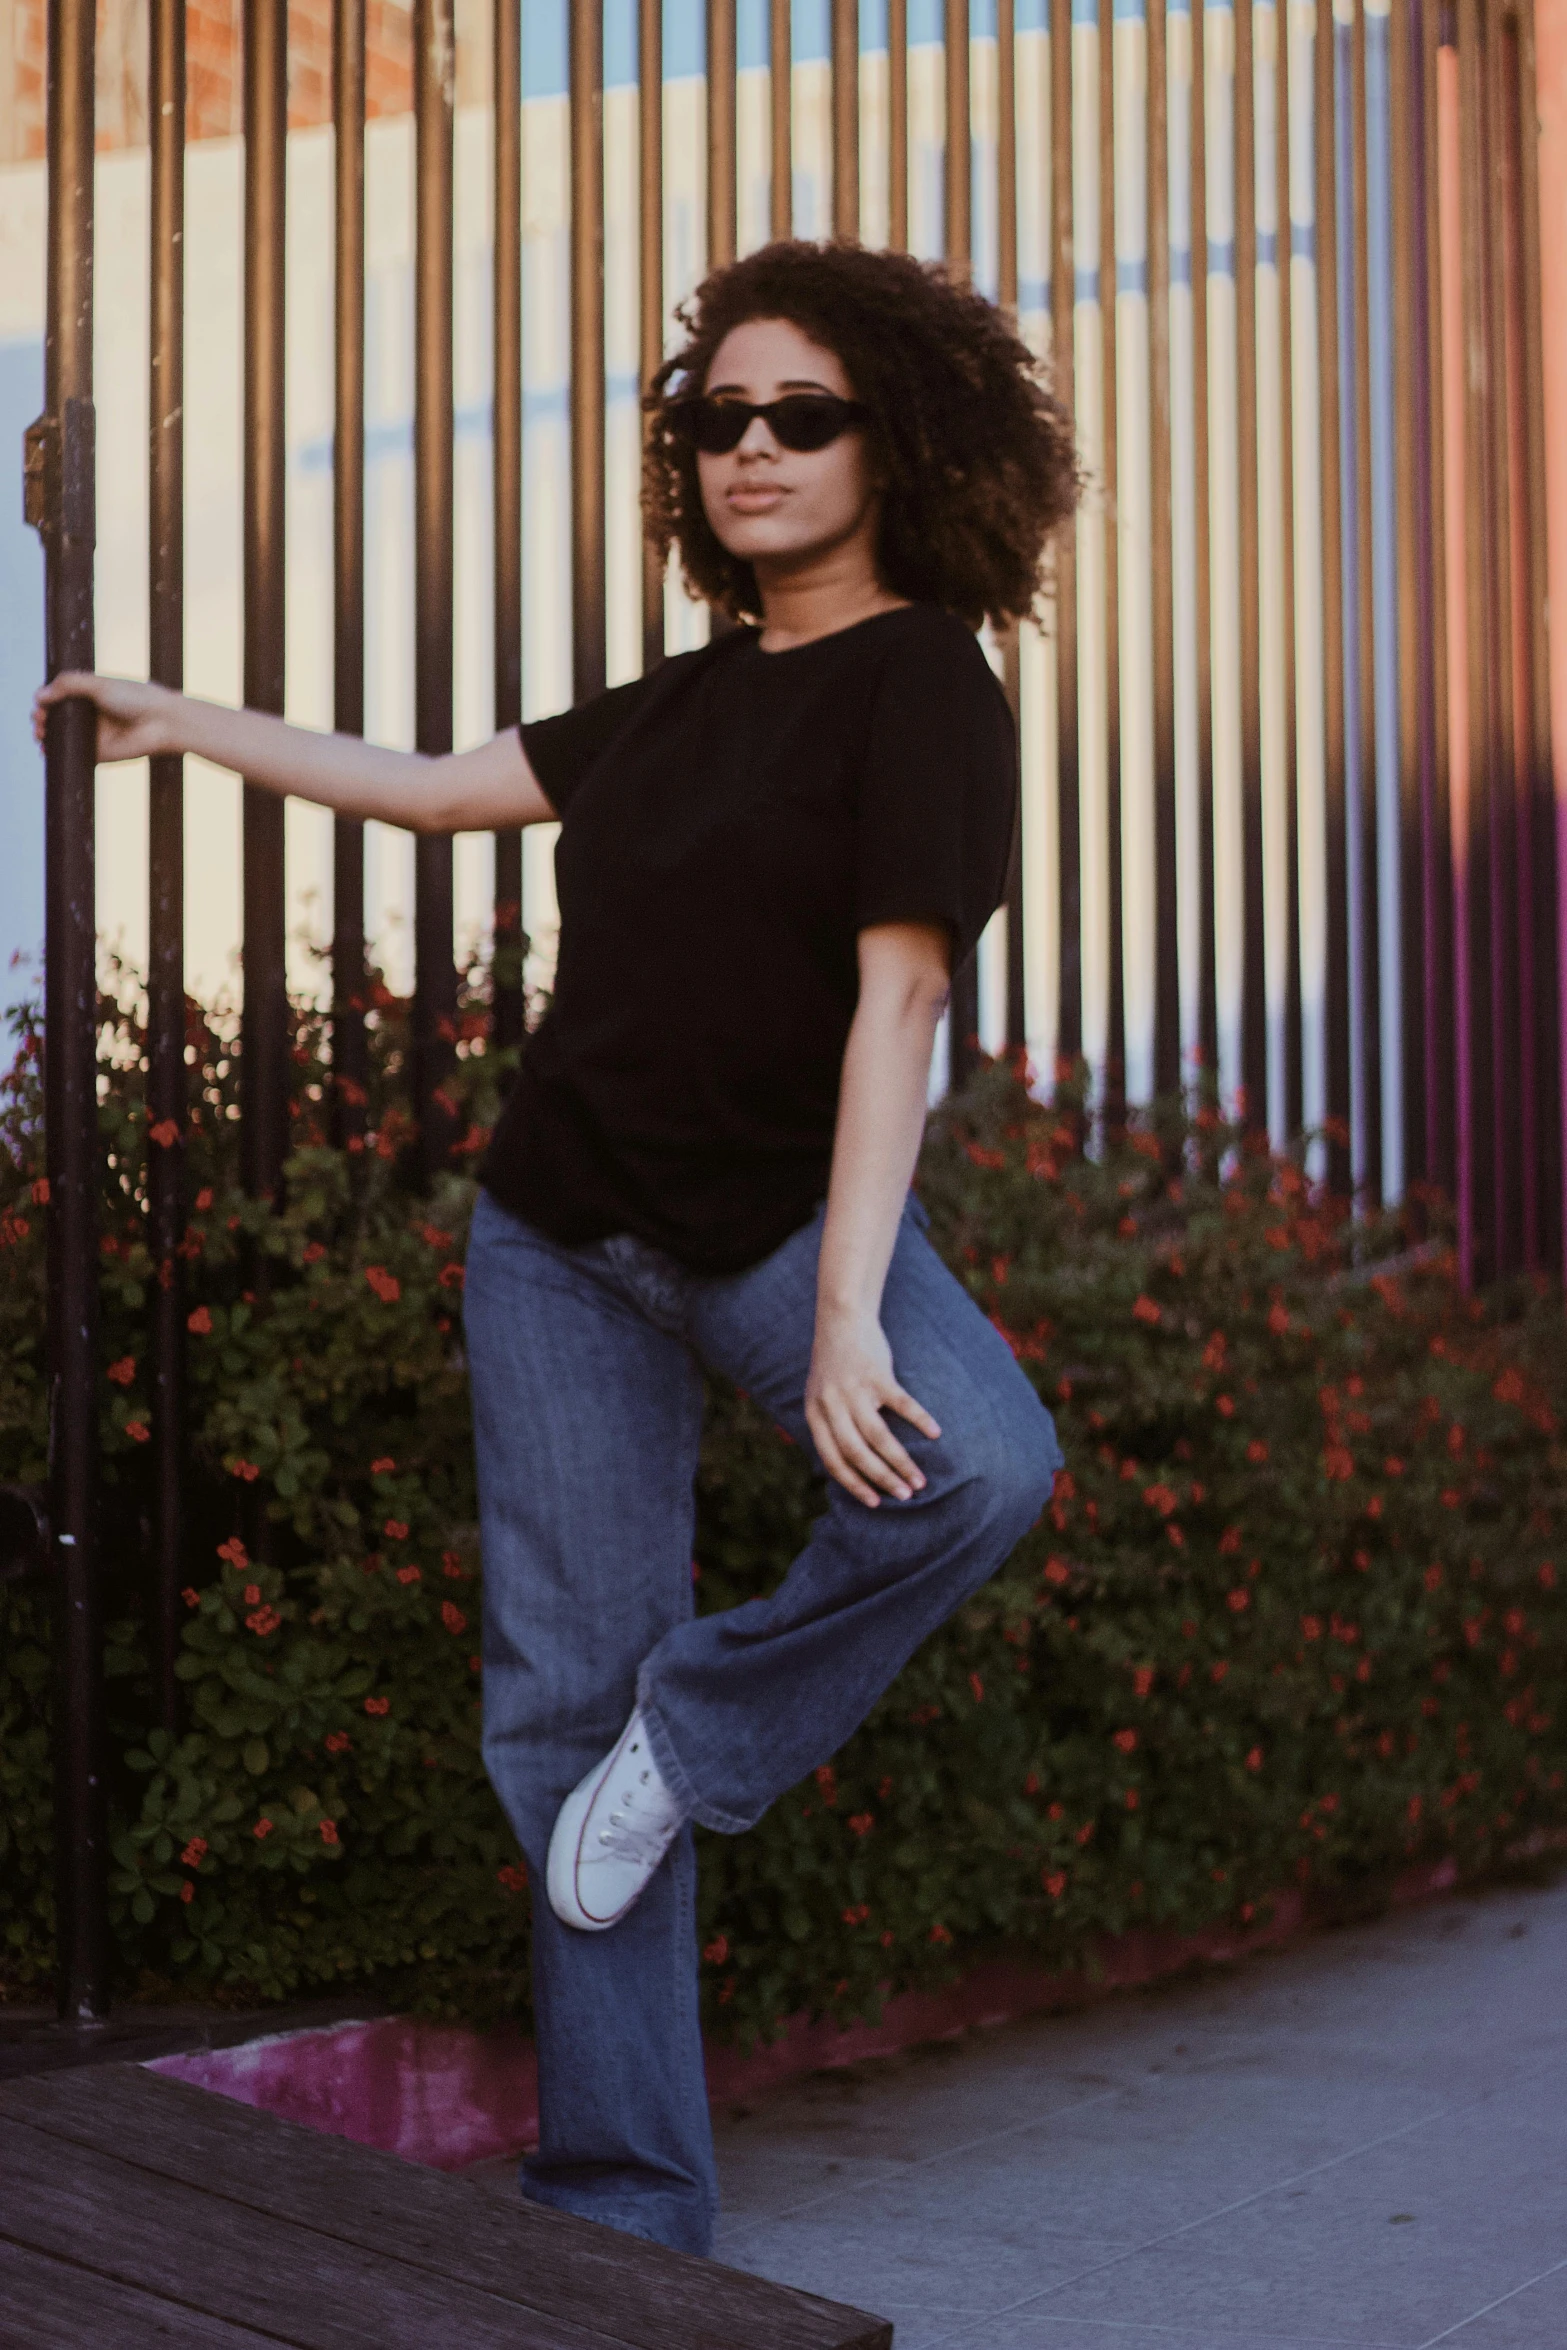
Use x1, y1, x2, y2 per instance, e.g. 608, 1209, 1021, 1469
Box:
727, 485, 787, 512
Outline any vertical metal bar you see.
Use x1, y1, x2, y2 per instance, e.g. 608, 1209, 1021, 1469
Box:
241, 0, 289, 1203
333, 0, 371, 1128
1438, 13, 1476, 1276
771, 0, 793, 239
641, 0, 666, 672
1191, 0, 1218, 1081
1234, 0, 1266, 1133
148, 0, 185, 1734
1389, 0, 1424, 1193
412, 0, 457, 1179
946, 0, 972, 267
1480, 6, 1519, 1272
998, 0, 1028, 1053
493, 0, 525, 1048
888, 0, 908, 251
1499, 17, 1537, 1264
948, 0, 977, 1083
1100, 0, 1125, 1124
1317, 0, 1351, 1195
833, 0, 860, 237
1513, 0, 1561, 1275
1534, 0, 1567, 1281
572, 0, 607, 707
37, 0, 106, 2026
1365, 0, 1404, 1203
1417, 0, 1453, 1207
1053, 0, 1083, 1067
1351, 0, 1384, 1201
1149, 0, 1181, 1097
1272, 0, 1302, 1142
709, 0, 738, 270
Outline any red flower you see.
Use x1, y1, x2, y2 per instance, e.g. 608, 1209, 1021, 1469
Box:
442, 1552, 464, 1577
384, 1518, 409, 1541
1043, 1871, 1066, 1899
1132, 1295, 1162, 1326
441, 1601, 467, 1635
364, 1696, 390, 1716
107, 1356, 136, 1387
194, 1187, 213, 1210
245, 1605, 282, 1636
847, 1812, 875, 1837
319, 1819, 339, 1846
1323, 1445, 1354, 1480
125, 1421, 150, 1444
1246, 1440, 1269, 1464
1384, 1457, 1405, 1478
31, 1177, 50, 1205
302, 1240, 326, 1264
324, 1732, 352, 1754
148, 1117, 180, 1148
1245, 1747, 1263, 1772
181, 1837, 208, 1867
1211, 1661, 1230, 1683
230, 1458, 260, 1481
703, 1935, 730, 1965
1219, 1527, 1242, 1555
187, 1306, 212, 1335
969, 1672, 985, 1703
928, 1921, 953, 1944
1125, 1789, 1140, 1810
1043, 1557, 1070, 1586
1132, 1666, 1155, 1698
244, 1583, 261, 1604
1301, 1615, 1322, 1640
1227, 1588, 1250, 1612
1113, 1728, 1138, 1754
1267, 1301, 1290, 1336
181, 1586, 200, 1608
396, 1564, 421, 1586
842, 1902, 871, 1926
469, 1655, 482, 1673
438, 1263, 465, 1290
370, 1457, 397, 1475
1217, 1395, 1236, 1418
1142, 1483, 1178, 1517
179, 1880, 194, 1903
364, 1266, 401, 1303
217, 1537, 248, 1568
1541, 1563, 1557, 1590
1202, 1332, 1228, 1369
497, 1863, 527, 1891
253, 1817, 274, 1840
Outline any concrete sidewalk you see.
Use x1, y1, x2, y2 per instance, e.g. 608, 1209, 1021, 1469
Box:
711, 1873, 1567, 2350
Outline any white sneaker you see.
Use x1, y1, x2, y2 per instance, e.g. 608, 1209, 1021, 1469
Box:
546, 1709, 685, 1932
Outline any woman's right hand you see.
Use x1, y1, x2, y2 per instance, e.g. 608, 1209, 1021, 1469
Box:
33, 672, 178, 764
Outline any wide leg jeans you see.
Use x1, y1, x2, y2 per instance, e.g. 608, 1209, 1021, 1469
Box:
463, 1185, 1063, 2254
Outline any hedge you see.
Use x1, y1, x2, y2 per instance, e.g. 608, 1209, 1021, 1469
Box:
3, 964, 1566, 2042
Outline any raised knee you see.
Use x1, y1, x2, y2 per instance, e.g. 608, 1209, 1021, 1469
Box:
945, 1389, 1062, 1544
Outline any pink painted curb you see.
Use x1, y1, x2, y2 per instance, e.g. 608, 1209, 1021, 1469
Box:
148, 1857, 1459, 2172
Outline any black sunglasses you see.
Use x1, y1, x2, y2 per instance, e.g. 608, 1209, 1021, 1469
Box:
667, 392, 869, 456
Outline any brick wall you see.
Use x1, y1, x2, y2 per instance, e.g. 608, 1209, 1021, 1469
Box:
2, 0, 491, 166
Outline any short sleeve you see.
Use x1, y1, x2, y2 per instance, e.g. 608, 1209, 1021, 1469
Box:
520, 669, 665, 818
853, 612, 1018, 968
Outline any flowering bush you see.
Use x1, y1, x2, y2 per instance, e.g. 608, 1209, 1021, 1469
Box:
3, 967, 1566, 2041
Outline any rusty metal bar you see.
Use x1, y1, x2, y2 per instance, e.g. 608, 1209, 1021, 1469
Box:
1052, 0, 1082, 1064
241, 0, 289, 1202
148, 0, 185, 1734
35, 0, 105, 2026
641, 0, 666, 673
709, 0, 738, 269
832, 0, 860, 237
771, 0, 793, 239
412, 0, 457, 1179
1316, 0, 1349, 1193
888, 0, 908, 251
1235, 0, 1266, 1132
572, 0, 607, 706
332, 0, 371, 1130
493, 0, 525, 1048
947, 0, 976, 1083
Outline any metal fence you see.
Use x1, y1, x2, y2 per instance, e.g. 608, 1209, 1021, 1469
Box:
23, 0, 1556, 2017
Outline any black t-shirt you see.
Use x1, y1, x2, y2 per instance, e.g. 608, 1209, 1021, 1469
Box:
480, 602, 1018, 1274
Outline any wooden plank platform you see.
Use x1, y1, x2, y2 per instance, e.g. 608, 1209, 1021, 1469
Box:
0, 2063, 891, 2350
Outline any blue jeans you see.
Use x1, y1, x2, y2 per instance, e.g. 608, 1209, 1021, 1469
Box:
463, 1185, 1063, 2253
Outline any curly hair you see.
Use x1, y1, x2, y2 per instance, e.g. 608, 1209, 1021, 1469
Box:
642, 240, 1079, 633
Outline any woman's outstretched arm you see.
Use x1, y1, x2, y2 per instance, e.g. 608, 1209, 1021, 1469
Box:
31, 671, 555, 835
805, 919, 951, 1508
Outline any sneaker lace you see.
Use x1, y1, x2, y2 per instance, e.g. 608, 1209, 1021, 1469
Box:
594, 1773, 679, 1866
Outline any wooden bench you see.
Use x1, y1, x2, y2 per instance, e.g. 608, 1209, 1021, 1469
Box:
0, 2061, 891, 2348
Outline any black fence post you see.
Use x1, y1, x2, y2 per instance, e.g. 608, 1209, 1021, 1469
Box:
148, 0, 186, 1735
28, 0, 108, 2023
332, 0, 369, 1152
493, 0, 525, 1053
413, 0, 459, 1180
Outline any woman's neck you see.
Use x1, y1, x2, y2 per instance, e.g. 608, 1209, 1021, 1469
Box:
753, 554, 909, 654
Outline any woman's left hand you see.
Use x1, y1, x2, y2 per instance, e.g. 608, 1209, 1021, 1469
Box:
805, 1305, 941, 1508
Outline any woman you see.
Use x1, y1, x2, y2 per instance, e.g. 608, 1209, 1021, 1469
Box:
37, 240, 1077, 2256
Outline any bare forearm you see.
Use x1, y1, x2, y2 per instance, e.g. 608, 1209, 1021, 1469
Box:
172, 694, 454, 830
817, 988, 943, 1322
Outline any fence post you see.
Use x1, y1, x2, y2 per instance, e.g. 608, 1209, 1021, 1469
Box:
571, 0, 606, 711
148, 0, 186, 1733
29, 0, 108, 2023
332, 0, 370, 1149
493, 0, 526, 1048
